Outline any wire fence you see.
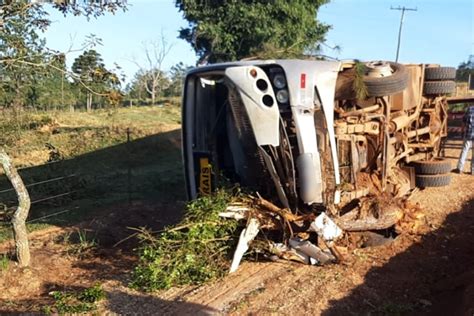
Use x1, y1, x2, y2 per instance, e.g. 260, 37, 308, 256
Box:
0, 126, 184, 239
0, 130, 133, 237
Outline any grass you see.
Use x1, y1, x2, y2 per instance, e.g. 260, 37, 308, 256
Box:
0, 105, 181, 168
62, 229, 98, 257
0, 104, 184, 242
42, 284, 106, 315
0, 254, 9, 272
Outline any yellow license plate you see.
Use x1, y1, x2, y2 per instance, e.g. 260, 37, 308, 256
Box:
199, 157, 212, 195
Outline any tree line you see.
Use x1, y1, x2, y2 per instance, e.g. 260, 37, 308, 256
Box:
0, 1, 191, 112
0, 0, 471, 113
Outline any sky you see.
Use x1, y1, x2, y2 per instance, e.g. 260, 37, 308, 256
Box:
43, 0, 473, 84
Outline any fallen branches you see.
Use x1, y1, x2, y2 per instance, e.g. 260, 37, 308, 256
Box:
131, 189, 240, 291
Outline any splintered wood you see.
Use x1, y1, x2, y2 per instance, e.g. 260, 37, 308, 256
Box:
223, 192, 428, 272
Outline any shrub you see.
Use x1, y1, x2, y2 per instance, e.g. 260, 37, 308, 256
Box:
131, 189, 241, 291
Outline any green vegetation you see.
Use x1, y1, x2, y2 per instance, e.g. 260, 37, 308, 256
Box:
42, 284, 106, 315
353, 62, 369, 100
0, 105, 180, 167
131, 189, 241, 291
0, 254, 9, 271
176, 0, 330, 63
66, 229, 98, 257
449, 102, 470, 112
456, 55, 473, 82
0, 2, 186, 112
0, 2, 130, 112
0, 105, 183, 243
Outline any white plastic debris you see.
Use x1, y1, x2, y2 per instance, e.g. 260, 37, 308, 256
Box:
309, 212, 343, 241
269, 242, 308, 264
229, 218, 260, 273
219, 205, 249, 220
289, 238, 336, 265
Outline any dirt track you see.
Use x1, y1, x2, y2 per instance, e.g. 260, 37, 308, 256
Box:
0, 138, 473, 315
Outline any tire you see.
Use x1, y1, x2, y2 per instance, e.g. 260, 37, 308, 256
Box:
364, 62, 409, 96
424, 67, 456, 80
415, 174, 451, 188
411, 158, 452, 175
423, 81, 455, 95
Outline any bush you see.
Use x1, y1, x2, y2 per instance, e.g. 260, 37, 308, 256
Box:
131, 189, 241, 291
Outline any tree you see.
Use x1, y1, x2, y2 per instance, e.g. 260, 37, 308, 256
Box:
0, 1, 128, 110
72, 49, 120, 111
0, 1, 127, 26
0, 0, 127, 268
0, 149, 31, 267
165, 62, 192, 97
126, 68, 170, 105
0, 2, 49, 110
456, 55, 474, 82
132, 35, 173, 105
35, 55, 78, 111
176, 0, 330, 64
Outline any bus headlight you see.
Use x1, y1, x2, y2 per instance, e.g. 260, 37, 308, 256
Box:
273, 74, 286, 89
276, 89, 289, 104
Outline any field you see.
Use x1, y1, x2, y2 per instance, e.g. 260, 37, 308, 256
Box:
0, 107, 473, 314
0, 104, 183, 241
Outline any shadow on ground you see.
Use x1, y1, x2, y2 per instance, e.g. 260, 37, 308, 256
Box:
0, 128, 208, 314
323, 198, 474, 315
0, 128, 186, 242
0, 284, 217, 316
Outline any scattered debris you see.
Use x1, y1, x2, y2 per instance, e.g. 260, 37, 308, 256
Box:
288, 237, 335, 265
230, 218, 260, 273
222, 192, 423, 273
309, 212, 343, 242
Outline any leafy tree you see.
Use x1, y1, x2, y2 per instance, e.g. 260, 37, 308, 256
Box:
0, 1, 127, 110
165, 62, 192, 97
125, 70, 148, 102
0, 2, 49, 109
72, 50, 120, 111
126, 68, 170, 105
456, 55, 474, 82
35, 55, 77, 111
176, 0, 330, 63
0, 0, 127, 269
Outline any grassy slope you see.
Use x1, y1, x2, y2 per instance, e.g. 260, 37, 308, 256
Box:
0, 105, 184, 241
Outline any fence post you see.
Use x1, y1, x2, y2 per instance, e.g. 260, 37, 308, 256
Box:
127, 128, 132, 204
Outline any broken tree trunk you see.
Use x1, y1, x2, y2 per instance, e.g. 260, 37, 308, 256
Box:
336, 204, 403, 231
0, 149, 31, 267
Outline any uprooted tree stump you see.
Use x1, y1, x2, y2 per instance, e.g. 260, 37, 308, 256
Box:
0, 148, 31, 267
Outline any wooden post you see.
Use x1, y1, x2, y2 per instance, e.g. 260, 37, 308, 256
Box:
0, 149, 31, 267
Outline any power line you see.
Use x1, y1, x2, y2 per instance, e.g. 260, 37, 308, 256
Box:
391, 6, 417, 62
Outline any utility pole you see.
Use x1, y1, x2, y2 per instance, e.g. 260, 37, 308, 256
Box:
391, 6, 417, 62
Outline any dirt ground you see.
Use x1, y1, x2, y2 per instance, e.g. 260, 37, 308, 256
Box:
0, 138, 473, 315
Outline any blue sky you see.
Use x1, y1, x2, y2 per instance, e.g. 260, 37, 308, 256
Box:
44, 0, 473, 83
